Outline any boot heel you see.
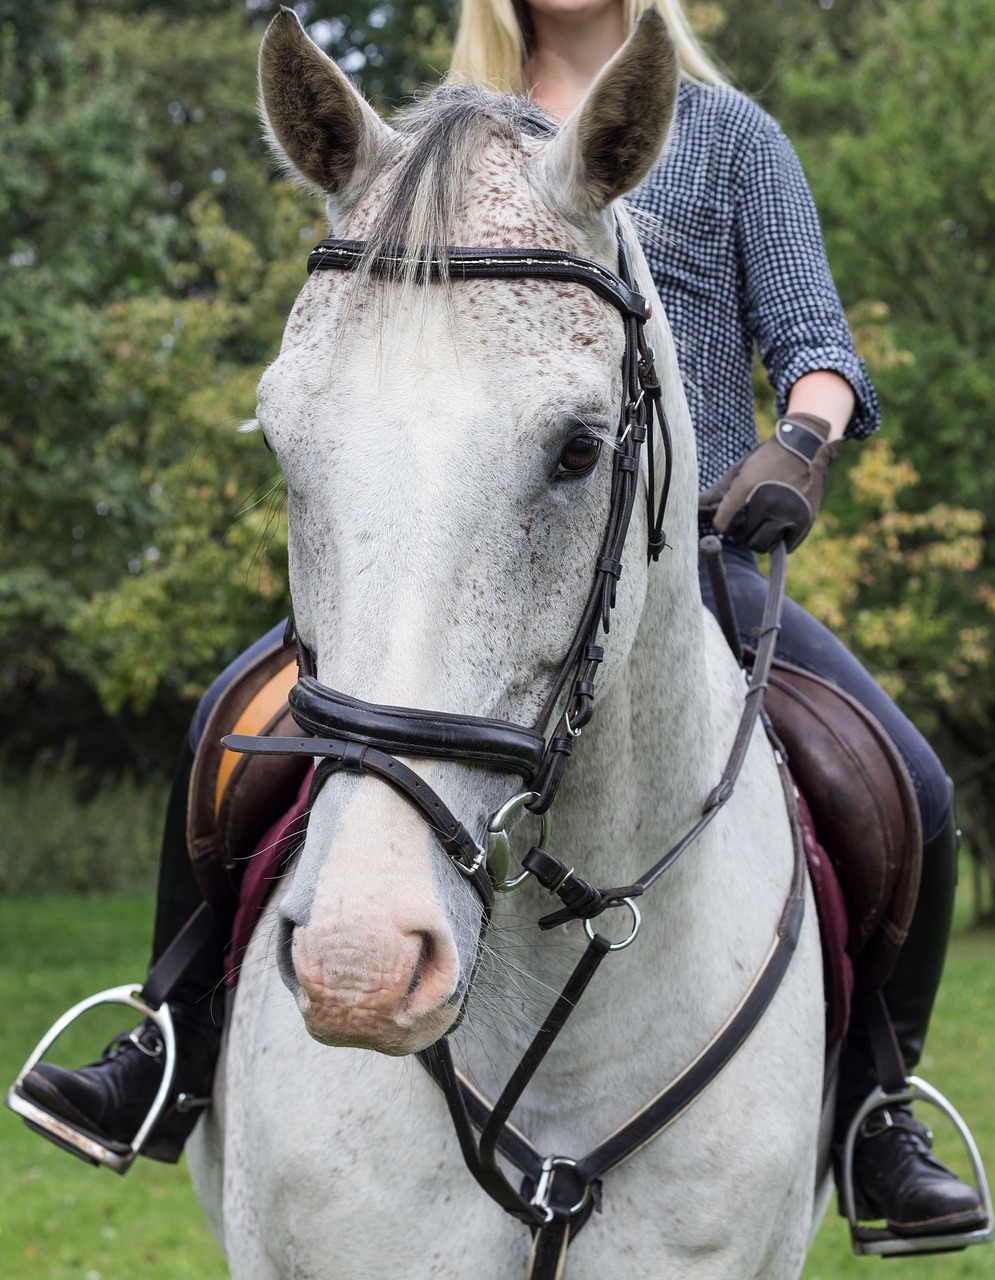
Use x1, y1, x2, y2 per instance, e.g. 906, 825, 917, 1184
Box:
5, 985, 178, 1175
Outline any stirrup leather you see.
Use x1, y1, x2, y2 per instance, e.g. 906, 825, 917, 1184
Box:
5, 985, 178, 1176
839, 1076, 994, 1256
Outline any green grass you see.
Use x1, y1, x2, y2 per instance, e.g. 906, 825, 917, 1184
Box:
1, 875, 993, 1277
0, 895, 226, 1279
803, 873, 995, 1279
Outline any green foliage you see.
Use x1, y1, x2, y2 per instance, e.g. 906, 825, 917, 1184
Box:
0, 756, 167, 895
0, 7, 309, 767
0, 1, 464, 771
791, 439, 988, 726
3, 0, 994, 875
300, 0, 458, 108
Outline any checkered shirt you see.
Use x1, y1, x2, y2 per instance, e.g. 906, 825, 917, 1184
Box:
625, 81, 880, 492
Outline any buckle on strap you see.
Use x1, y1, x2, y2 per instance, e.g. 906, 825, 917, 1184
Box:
5, 985, 178, 1175
839, 1077, 995, 1258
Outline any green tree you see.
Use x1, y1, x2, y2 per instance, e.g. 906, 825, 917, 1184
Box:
0, 8, 305, 766
0, 0, 456, 770
757, 0, 995, 861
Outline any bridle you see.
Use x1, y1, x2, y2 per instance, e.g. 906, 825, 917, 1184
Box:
225, 226, 672, 912
224, 226, 806, 1278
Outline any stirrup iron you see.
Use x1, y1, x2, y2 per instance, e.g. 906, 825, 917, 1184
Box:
839, 1076, 994, 1257
5, 984, 177, 1175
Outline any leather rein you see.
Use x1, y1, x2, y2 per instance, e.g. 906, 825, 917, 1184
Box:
222, 228, 807, 1278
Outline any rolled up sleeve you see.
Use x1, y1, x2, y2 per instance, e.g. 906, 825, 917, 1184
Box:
734, 122, 880, 439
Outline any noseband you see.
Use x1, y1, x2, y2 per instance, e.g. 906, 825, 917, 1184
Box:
224, 225, 673, 914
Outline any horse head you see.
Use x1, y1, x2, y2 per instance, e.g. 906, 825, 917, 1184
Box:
254, 8, 682, 1056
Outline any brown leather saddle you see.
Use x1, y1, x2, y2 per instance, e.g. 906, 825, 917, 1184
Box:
763, 658, 921, 998
186, 639, 310, 926
187, 641, 921, 1009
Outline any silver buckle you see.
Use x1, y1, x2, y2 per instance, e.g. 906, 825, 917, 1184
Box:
840, 1077, 995, 1257
5, 984, 178, 1175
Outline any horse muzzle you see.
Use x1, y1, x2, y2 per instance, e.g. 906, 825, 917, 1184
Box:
276, 892, 467, 1055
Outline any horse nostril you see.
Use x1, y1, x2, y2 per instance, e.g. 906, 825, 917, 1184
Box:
404, 933, 436, 999
276, 912, 300, 994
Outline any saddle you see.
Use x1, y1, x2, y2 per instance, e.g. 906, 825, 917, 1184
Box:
187, 639, 921, 1036
186, 638, 310, 926
761, 659, 921, 1043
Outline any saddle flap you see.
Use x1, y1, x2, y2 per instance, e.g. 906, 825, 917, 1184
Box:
186, 641, 309, 918
763, 659, 922, 995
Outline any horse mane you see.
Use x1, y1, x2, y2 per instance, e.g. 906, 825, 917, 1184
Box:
349, 85, 558, 284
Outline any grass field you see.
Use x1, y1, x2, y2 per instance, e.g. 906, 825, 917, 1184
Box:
1, 877, 993, 1278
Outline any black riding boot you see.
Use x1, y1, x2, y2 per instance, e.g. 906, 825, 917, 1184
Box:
21, 743, 225, 1164
836, 798, 985, 1235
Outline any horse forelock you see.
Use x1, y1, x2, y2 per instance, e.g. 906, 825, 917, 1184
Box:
347, 86, 560, 283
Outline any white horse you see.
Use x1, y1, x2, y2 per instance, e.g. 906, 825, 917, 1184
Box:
188, 10, 827, 1277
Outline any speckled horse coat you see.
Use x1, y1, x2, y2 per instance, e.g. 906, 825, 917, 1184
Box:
187, 11, 827, 1277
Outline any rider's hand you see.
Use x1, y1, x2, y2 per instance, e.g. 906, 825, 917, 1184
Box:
698, 413, 840, 553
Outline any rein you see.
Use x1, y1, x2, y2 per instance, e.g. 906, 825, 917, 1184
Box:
222, 227, 807, 1278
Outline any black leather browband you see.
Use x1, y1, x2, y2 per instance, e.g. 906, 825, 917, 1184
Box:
307, 240, 652, 323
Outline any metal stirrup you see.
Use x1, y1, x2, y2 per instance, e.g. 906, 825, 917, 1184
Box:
5, 986, 178, 1175
840, 1077, 995, 1257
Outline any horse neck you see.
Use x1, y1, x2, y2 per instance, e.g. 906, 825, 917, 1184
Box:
462, 539, 741, 1126
461, 344, 743, 1078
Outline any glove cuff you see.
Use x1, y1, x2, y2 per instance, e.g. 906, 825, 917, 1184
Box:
775, 412, 832, 464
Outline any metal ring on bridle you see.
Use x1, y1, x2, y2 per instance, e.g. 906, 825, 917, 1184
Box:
486, 791, 550, 892
584, 896, 641, 950
529, 1155, 592, 1222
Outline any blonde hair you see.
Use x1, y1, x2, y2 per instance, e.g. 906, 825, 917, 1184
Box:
449, 0, 727, 94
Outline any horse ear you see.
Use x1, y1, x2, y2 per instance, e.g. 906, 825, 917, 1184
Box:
538, 9, 679, 213
258, 7, 393, 196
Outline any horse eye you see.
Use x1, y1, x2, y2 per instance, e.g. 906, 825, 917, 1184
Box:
556, 433, 602, 478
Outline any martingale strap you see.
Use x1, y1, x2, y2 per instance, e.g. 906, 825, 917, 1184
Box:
417, 736, 807, 1275
409, 547, 803, 1280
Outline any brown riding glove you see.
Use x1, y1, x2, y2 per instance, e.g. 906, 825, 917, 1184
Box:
698, 412, 840, 553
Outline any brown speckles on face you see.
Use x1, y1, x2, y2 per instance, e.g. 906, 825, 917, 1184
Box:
267, 97, 629, 720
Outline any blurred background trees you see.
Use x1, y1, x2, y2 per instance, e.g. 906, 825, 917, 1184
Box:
1, 0, 992, 886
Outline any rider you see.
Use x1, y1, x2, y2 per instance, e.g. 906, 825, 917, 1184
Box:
16, 0, 986, 1244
